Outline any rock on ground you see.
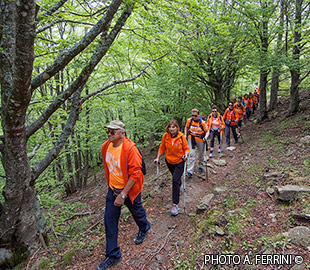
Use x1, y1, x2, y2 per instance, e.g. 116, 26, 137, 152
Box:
275, 185, 310, 201
282, 226, 310, 248
196, 194, 214, 214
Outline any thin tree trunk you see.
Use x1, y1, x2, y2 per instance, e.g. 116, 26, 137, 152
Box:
288, 0, 302, 115
258, 4, 269, 121
269, 0, 285, 111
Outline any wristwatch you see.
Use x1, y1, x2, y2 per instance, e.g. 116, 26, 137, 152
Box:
120, 193, 126, 199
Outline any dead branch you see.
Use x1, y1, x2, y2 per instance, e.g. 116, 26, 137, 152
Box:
141, 227, 176, 270
64, 211, 94, 222
26, 248, 41, 270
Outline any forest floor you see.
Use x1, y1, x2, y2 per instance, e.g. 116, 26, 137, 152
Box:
26, 90, 310, 270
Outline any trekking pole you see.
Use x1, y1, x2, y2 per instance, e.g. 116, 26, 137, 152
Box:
220, 131, 223, 158
156, 162, 163, 201
204, 139, 208, 181
183, 161, 186, 213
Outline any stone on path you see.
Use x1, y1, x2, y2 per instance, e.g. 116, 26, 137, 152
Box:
226, 146, 236, 151
212, 159, 226, 167
266, 186, 275, 195
215, 226, 225, 236
213, 187, 227, 194
275, 185, 310, 201
207, 163, 215, 169
300, 135, 310, 145
196, 194, 214, 214
282, 226, 310, 248
291, 264, 307, 270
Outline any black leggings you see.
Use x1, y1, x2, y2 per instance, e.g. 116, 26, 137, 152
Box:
165, 160, 185, 205
210, 130, 221, 148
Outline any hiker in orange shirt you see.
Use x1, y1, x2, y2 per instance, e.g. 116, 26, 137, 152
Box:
204, 105, 225, 158
250, 92, 258, 114
223, 102, 239, 147
243, 94, 252, 120
184, 108, 207, 178
254, 89, 259, 104
98, 120, 150, 270
234, 99, 246, 137
154, 120, 189, 216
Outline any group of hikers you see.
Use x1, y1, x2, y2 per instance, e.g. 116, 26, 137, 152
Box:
96, 90, 260, 269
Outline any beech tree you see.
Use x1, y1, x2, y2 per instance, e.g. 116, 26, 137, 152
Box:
288, 0, 309, 115
0, 0, 134, 254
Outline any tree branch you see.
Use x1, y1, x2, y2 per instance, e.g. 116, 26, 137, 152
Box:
36, 19, 95, 34
31, 0, 123, 91
36, 0, 69, 22
26, 3, 134, 140
31, 88, 82, 182
80, 52, 170, 104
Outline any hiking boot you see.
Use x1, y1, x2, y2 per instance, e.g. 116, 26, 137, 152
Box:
135, 229, 149, 245
218, 147, 222, 153
96, 257, 121, 270
171, 204, 179, 216
234, 140, 238, 144
187, 172, 192, 178
209, 152, 214, 158
237, 133, 241, 138
198, 167, 203, 172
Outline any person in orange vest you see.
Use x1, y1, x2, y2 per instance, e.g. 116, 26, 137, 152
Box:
98, 120, 150, 270
254, 89, 259, 104
204, 105, 225, 158
243, 94, 252, 120
154, 120, 189, 216
234, 99, 246, 137
184, 108, 207, 177
223, 102, 239, 147
250, 92, 258, 114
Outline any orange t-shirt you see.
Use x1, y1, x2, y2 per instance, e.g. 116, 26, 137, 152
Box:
105, 143, 125, 189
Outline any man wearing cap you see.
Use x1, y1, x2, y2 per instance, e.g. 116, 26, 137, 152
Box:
97, 120, 150, 270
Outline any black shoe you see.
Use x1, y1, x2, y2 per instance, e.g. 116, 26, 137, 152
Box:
96, 257, 121, 270
135, 228, 149, 245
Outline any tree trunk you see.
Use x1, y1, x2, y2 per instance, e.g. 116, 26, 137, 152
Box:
0, 0, 39, 251
269, 71, 279, 110
269, 0, 285, 111
288, 0, 302, 115
258, 4, 269, 121
0, 1, 133, 256
259, 71, 269, 121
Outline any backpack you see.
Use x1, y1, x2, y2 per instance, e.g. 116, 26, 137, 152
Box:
137, 147, 146, 175
189, 117, 206, 138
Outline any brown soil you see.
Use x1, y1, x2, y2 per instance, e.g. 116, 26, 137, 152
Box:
26, 90, 310, 270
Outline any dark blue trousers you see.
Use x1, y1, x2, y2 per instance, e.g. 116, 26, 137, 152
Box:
246, 107, 250, 119
104, 187, 150, 259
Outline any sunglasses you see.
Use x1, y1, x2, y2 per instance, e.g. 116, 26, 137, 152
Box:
229, 104, 233, 106
192, 114, 198, 117
212, 110, 217, 112
108, 129, 116, 135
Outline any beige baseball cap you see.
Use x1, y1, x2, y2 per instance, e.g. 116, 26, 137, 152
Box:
104, 120, 125, 131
